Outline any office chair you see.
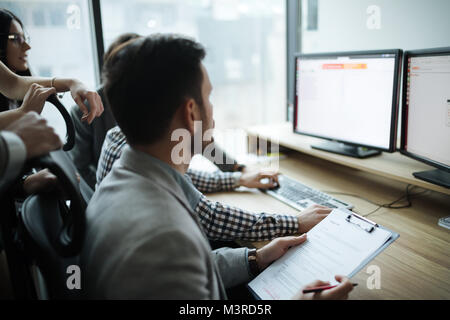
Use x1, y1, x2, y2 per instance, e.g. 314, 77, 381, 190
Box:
17, 150, 86, 299
0, 95, 87, 299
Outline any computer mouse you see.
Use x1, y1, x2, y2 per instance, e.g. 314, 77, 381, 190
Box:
269, 182, 280, 190
260, 178, 280, 190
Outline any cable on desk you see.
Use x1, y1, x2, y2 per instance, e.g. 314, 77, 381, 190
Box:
323, 184, 429, 217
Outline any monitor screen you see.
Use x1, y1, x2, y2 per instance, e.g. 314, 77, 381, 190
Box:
294, 50, 401, 151
402, 49, 450, 169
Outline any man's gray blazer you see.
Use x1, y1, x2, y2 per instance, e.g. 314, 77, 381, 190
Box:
80, 146, 252, 299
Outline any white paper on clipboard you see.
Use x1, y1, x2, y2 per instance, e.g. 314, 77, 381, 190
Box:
248, 208, 396, 300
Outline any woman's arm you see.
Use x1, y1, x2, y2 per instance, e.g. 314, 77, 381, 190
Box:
0, 61, 104, 124
0, 60, 51, 99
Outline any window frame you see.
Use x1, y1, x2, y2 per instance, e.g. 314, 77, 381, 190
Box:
90, 0, 105, 86
286, 0, 301, 122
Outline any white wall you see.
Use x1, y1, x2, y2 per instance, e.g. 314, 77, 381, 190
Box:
301, 0, 450, 53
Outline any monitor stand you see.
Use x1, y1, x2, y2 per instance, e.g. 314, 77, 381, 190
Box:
413, 169, 450, 188
311, 141, 381, 159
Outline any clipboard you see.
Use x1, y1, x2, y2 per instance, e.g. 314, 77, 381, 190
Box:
247, 208, 400, 300
344, 211, 399, 278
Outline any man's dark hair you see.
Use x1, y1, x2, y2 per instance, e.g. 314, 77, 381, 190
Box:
103, 34, 206, 145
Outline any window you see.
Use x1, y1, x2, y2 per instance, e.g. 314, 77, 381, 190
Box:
1, 0, 287, 155
100, 0, 286, 131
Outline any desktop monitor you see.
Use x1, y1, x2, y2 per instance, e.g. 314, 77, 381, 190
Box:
400, 47, 450, 188
293, 50, 402, 158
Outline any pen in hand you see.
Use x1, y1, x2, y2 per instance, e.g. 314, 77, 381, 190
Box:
302, 283, 358, 294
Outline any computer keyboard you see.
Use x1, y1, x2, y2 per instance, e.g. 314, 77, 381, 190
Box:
262, 175, 353, 211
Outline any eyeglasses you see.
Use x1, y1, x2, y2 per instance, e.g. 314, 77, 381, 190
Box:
1, 33, 31, 46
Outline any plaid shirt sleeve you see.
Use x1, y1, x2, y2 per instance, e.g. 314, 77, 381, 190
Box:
195, 194, 299, 241
187, 169, 241, 193
96, 126, 127, 188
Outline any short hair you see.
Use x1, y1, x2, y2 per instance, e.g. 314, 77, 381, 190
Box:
103, 34, 206, 145
103, 32, 141, 63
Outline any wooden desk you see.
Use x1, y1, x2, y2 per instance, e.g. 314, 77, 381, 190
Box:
207, 151, 450, 299
246, 122, 450, 196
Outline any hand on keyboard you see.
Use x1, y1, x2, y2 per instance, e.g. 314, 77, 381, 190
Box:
297, 204, 332, 234
239, 169, 280, 189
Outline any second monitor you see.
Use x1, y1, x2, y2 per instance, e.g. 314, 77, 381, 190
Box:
293, 50, 402, 158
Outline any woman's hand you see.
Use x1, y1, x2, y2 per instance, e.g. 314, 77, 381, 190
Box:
68, 80, 104, 124
18, 83, 56, 114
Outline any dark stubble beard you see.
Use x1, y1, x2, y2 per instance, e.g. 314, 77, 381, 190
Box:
190, 104, 214, 157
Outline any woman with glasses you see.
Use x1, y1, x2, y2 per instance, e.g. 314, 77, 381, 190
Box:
0, 8, 103, 121
0, 8, 103, 196
0, 9, 32, 112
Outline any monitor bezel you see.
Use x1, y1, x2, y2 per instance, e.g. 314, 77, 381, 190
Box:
293, 49, 403, 153
400, 47, 450, 173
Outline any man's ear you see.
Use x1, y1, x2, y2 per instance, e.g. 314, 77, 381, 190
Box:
182, 98, 198, 136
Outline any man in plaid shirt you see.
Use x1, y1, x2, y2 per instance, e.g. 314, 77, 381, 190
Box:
97, 126, 331, 242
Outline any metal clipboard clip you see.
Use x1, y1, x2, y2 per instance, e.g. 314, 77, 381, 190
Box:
346, 212, 379, 233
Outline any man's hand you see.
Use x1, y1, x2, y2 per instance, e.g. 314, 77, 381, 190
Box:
293, 275, 354, 300
238, 168, 279, 189
297, 204, 332, 234
18, 83, 56, 114
5, 112, 62, 159
69, 80, 104, 124
256, 234, 307, 271
23, 169, 58, 194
